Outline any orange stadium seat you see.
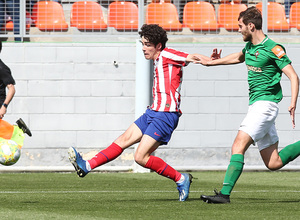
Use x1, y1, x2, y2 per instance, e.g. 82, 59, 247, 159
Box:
183, 1, 219, 31
289, 2, 300, 30
146, 2, 182, 31
108, 1, 138, 31
218, 1, 247, 31
71, 1, 107, 31
31, 1, 68, 31
256, 2, 290, 31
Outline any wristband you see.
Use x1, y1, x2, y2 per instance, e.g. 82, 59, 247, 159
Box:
2, 103, 8, 108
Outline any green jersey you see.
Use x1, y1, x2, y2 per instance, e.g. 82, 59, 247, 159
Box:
242, 35, 291, 105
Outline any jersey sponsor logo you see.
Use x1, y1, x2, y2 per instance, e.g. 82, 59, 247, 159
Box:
271, 45, 285, 59
246, 65, 262, 72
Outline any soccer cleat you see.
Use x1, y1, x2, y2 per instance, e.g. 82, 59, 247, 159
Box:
68, 147, 89, 178
176, 173, 193, 201
16, 118, 32, 137
200, 189, 230, 204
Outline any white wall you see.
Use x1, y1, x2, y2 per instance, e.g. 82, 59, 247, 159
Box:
2, 41, 300, 171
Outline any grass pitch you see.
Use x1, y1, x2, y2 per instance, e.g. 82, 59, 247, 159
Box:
0, 171, 300, 220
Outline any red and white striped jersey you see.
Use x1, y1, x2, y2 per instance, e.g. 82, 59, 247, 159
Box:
151, 47, 189, 112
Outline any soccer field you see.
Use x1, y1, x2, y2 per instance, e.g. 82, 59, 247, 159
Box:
0, 171, 300, 220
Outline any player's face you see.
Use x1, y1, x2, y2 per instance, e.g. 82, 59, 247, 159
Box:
140, 37, 161, 61
238, 19, 252, 42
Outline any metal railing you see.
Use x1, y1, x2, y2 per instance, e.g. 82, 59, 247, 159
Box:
0, 0, 299, 42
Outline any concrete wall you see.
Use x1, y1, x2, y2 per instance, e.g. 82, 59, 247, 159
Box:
1, 40, 300, 172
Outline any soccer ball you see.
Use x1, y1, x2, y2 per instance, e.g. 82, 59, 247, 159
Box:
0, 139, 21, 166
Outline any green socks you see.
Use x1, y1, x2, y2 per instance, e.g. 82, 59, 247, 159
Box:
11, 125, 25, 147
220, 154, 244, 196
279, 141, 300, 166
219, 141, 300, 196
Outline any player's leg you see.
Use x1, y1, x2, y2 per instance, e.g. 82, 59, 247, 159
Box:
134, 134, 192, 201
260, 142, 282, 170
68, 123, 143, 177
221, 131, 253, 194
201, 101, 280, 203
279, 140, 300, 166
201, 130, 252, 204
260, 140, 300, 170
69, 109, 152, 177
88, 123, 142, 169
0, 118, 31, 141
16, 118, 32, 137
11, 126, 25, 147
135, 134, 182, 181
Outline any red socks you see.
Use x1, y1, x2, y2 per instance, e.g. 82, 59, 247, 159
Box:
88, 144, 181, 183
88, 143, 123, 169
145, 155, 181, 182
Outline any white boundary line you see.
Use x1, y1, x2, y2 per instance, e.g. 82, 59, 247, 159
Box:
0, 190, 299, 194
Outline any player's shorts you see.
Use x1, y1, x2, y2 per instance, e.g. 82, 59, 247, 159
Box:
239, 100, 279, 151
134, 108, 180, 145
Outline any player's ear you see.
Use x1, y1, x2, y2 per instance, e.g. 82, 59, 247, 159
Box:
156, 42, 162, 51
249, 22, 255, 32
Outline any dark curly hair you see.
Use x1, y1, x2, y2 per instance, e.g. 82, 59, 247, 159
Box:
238, 6, 262, 30
138, 24, 168, 50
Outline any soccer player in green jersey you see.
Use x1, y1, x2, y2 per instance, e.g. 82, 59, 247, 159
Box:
199, 6, 300, 203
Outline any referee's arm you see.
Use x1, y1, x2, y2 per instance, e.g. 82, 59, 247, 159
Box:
0, 84, 15, 118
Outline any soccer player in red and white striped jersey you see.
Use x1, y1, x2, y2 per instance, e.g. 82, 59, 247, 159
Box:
68, 24, 209, 201
151, 47, 189, 113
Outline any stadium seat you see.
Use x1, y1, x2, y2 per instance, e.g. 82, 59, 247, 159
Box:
108, 1, 138, 31
183, 1, 219, 31
289, 2, 300, 30
146, 2, 182, 31
152, 0, 171, 2
218, 1, 247, 31
31, 1, 68, 31
256, 2, 290, 32
71, 1, 107, 31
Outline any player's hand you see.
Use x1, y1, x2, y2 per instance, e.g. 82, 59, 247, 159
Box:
191, 54, 201, 63
0, 107, 6, 119
199, 58, 211, 66
187, 54, 209, 64
289, 105, 296, 128
211, 48, 222, 60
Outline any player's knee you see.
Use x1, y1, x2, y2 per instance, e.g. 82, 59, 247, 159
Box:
266, 163, 282, 171
134, 153, 146, 167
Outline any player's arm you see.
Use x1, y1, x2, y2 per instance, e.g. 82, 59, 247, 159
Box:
187, 48, 222, 64
0, 84, 15, 118
201, 51, 245, 66
282, 64, 299, 128
186, 53, 211, 64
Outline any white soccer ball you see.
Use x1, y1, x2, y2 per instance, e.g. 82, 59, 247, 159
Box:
0, 139, 21, 166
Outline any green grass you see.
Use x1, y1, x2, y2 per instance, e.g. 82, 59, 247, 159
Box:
0, 171, 300, 219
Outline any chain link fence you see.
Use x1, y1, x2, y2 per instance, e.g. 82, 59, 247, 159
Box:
0, 0, 299, 42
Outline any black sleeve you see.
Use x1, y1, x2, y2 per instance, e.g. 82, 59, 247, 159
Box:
0, 59, 15, 86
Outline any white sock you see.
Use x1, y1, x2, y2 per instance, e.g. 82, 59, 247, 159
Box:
86, 161, 91, 171
176, 174, 185, 184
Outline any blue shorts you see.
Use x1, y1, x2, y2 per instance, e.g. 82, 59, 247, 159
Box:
134, 108, 180, 145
